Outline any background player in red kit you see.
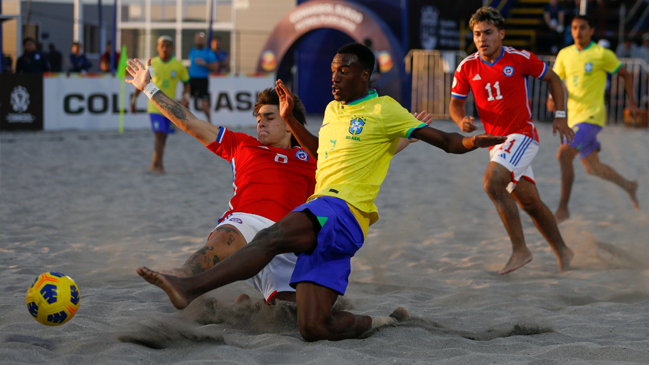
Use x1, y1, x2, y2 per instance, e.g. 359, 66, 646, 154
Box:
450, 7, 575, 275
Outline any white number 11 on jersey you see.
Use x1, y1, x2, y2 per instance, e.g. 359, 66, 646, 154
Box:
485, 82, 503, 101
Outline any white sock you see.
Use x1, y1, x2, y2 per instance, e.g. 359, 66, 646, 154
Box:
371, 316, 397, 329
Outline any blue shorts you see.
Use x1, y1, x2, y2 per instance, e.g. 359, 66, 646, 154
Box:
289, 196, 365, 295
564, 123, 602, 159
150, 114, 175, 135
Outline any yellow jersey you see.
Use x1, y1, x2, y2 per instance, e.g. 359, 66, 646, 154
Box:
553, 41, 621, 127
312, 90, 427, 226
148, 56, 190, 114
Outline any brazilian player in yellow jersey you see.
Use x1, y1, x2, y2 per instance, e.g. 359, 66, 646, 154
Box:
134, 43, 506, 341
548, 15, 640, 224
131, 36, 190, 172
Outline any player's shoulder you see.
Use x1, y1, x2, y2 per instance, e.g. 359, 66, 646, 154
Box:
456, 52, 480, 73
503, 46, 535, 61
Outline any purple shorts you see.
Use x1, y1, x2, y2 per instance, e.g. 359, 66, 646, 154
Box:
564, 123, 602, 159
150, 114, 175, 135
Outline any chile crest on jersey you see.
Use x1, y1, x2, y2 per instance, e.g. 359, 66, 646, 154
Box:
503, 65, 514, 77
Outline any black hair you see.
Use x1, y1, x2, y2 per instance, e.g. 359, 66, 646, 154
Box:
337, 43, 375, 77
253, 88, 307, 147
573, 14, 594, 28
23, 37, 36, 46
470, 7, 505, 31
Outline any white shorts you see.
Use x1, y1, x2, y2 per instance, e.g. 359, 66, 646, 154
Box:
214, 212, 297, 304
489, 134, 539, 194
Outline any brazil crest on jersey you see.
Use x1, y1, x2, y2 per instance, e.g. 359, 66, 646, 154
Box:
206, 127, 317, 223
148, 56, 190, 114
553, 41, 621, 128
313, 90, 427, 225
452, 47, 548, 145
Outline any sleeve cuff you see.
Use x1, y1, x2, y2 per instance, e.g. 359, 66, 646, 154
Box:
406, 123, 428, 139
611, 64, 622, 74
537, 63, 548, 79
451, 93, 468, 99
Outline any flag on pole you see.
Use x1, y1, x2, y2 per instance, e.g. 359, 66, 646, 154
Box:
117, 45, 128, 133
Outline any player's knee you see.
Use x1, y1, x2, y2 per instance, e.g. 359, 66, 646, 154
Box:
519, 200, 539, 216
483, 177, 503, 197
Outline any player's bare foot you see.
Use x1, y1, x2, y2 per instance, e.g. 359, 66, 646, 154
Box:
557, 247, 574, 273
499, 249, 533, 275
389, 307, 409, 322
628, 181, 639, 211
159, 268, 191, 278
234, 294, 251, 305
554, 208, 570, 225
136, 266, 193, 310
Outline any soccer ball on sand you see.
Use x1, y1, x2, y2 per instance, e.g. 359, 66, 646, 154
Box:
25, 272, 80, 326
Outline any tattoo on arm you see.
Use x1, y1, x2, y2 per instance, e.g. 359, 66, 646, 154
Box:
216, 226, 241, 236
226, 235, 235, 246
152, 91, 190, 123
212, 255, 220, 265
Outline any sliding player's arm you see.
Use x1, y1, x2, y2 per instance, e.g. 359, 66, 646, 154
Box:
126, 58, 219, 146
412, 126, 506, 154
275, 79, 319, 159
541, 69, 573, 142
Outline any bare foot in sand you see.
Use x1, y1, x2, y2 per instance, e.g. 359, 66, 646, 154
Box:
235, 294, 251, 305
389, 307, 409, 322
136, 266, 194, 310
557, 247, 574, 273
499, 249, 533, 275
554, 208, 570, 225
159, 268, 191, 278
628, 181, 639, 211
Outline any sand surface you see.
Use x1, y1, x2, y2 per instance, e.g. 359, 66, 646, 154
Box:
2, 119, 649, 364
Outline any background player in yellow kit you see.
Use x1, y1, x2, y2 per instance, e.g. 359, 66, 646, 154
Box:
131, 43, 505, 341
131, 35, 190, 172
548, 15, 640, 223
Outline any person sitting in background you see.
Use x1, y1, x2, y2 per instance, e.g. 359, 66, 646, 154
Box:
615, 38, 638, 59
15, 37, 50, 74
47, 43, 63, 72
100, 41, 121, 73
210, 36, 229, 73
69, 42, 92, 73
543, 0, 565, 54
3, 54, 14, 74
636, 33, 649, 64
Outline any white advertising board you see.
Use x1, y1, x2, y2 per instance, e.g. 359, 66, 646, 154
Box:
43, 74, 275, 131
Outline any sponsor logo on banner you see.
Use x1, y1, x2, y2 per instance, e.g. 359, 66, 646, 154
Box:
0, 74, 43, 130
7, 86, 36, 123
260, 50, 277, 72
377, 51, 393, 73
288, 3, 364, 32
420, 6, 439, 50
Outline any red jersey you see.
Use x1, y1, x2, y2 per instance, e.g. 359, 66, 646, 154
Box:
451, 46, 548, 144
207, 126, 317, 223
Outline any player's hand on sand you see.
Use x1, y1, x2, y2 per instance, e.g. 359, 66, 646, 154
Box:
125, 58, 152, 91
553, 117, 574, 143
409, 110, 432, 143
275, 79, 295, 121
460, 116, 478, 133
471, 134, 507, 148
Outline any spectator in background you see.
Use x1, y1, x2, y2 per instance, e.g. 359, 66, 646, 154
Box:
100, 41, 121, 73
544, 0, 565, 54
362, 38, 381, 88
15, 37, 50, 74
636, 33, 649, 64
616, 38, 638, 59
189, 32, 218, 124
210, 36, 230, 73
47, 43, 63, 72
2, 54, 14, 74
69, 42, 92, 73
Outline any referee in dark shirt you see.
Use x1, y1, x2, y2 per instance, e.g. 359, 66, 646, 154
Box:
15, 37, 50, 74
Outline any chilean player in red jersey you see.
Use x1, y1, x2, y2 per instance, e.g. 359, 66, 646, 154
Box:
450, 7, 575, 275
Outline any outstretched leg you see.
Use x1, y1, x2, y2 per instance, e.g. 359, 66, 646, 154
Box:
555, 144, 579, 224
200, 98, 212, 124
151, 132, 167, 172
161, 224, 246, 277
137, 211, 318, 309
296, 282, 408, 342
582, 151, 639, 211
512, 179, 574, 272
483, 162, 533, 275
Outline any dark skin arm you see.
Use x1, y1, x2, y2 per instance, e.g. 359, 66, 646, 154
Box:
275, 79, 319, 159
411, 126, 507, 153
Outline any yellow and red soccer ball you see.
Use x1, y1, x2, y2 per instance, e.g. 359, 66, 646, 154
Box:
25, 272, 80, 326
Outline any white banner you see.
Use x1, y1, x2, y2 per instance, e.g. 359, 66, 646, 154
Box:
43, 74, 275, 131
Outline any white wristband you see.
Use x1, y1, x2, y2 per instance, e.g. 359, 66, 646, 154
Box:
555, 110, 566, 118
143, 82, 160, 99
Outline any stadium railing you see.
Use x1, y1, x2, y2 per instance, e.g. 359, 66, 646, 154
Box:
406, 50, 649, 125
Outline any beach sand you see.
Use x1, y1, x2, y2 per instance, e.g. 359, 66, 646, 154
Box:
2, 119, 649, 364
